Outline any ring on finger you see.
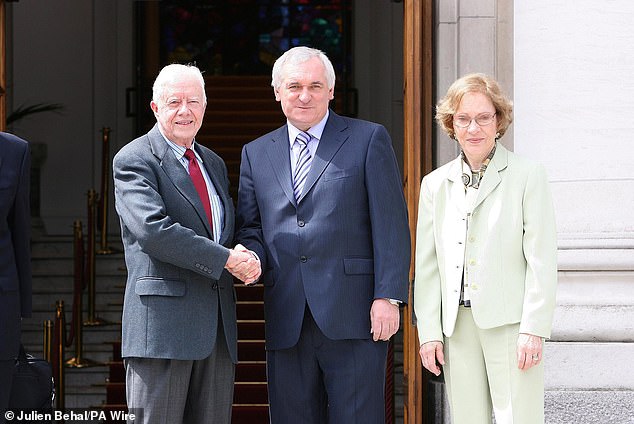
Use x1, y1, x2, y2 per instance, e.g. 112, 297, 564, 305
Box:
532, 354, 539, 361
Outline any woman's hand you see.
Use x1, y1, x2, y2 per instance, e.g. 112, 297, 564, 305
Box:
419, 341, 445, 376
517, 333, 543, 370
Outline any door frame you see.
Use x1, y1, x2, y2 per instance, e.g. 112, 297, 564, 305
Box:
1, 0, 7, 130
402, 0, 434, 422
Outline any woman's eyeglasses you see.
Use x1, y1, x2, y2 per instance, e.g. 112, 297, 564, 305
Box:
453, 113, 496, 128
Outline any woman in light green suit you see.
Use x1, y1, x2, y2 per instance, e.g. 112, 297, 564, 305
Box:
414, 74, 557, 424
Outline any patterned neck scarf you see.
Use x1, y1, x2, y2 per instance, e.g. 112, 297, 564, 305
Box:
461, 143, 497, 189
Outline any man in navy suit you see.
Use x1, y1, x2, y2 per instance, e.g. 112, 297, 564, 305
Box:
236, 46, 410, 423
0, 132, 31, 422
113, 64, 260, 424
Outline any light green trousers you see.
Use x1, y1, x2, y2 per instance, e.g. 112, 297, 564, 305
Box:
443, 306, 544, 424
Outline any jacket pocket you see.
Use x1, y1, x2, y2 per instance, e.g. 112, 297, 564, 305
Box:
323, 166, 358, 181
343, 258, 374, 275
135, 278, 187, 297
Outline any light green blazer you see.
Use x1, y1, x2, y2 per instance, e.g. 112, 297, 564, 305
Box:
414, 144, 557, 345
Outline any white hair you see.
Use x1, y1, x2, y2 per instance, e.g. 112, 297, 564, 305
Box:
152, 64, 207, 105
271, 46, 336, 90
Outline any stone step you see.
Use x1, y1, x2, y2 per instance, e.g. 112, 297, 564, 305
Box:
30, 293, 124, 312
23, 306, 122, 326
33, 272, 126, 294
62, 366, 111, 387
31, 236, 124, 258
22, 340, 120, 363
545, 341, 634, 390
31, 256, 126, 276
545, 390, 634, 424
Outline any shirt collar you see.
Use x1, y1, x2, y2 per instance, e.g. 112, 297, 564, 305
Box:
287, 110, 329, 147
157, 127, 203, 163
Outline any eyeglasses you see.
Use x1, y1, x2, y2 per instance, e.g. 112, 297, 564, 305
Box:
453, 113, 496, 128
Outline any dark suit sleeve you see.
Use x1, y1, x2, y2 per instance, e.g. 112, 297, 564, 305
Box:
12, 141, 32, 318
235, 145, 268, 271
365, 125, 410, 303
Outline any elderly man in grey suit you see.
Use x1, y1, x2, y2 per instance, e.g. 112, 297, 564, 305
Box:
113, 64, 260, 424
0, 132, 31, 423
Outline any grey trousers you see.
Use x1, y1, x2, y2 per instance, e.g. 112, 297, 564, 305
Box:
125, 329, 234, 424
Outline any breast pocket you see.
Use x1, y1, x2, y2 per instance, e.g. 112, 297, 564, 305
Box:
323, 166, 358, 182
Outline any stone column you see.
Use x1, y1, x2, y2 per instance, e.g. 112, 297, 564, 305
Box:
515, 1, 634, 422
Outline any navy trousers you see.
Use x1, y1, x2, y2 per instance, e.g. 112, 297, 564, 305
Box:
267, 306, 388, 424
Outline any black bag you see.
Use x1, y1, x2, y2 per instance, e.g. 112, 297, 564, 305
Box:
8, 344, 55, 410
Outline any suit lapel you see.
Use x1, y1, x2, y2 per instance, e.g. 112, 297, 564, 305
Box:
265, 112, 349, 206
297, 111, 348, 203
447, 157, 466, 216
472, 144, 507, 211
266, 125, 296, 206
148, 125, 214, 237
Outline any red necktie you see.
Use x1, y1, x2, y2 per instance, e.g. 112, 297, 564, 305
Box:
184, 148, 213, 229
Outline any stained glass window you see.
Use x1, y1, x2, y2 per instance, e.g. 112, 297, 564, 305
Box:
159, 0, 351, 77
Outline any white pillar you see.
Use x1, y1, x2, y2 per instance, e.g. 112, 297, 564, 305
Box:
515, 1, 634, 422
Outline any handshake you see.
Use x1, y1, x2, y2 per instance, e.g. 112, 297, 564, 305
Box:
224, 243, 262, 285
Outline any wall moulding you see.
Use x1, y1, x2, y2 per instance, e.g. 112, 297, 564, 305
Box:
557, 236, 634, 271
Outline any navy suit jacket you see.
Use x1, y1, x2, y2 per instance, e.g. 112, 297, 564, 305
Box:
113, 125, 238, 362
236, 111, 410, 350
0, 132, 31, 360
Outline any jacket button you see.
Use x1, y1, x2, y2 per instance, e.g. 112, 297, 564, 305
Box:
469, 259, 476, 266
471, 284, 479, 290
212, 283, 218, 290
298, 220, 305, 227
469, 236, 475, 242
300, 256, 307, 263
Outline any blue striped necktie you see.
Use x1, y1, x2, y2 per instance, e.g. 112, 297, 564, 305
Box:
293, 131, 312, 201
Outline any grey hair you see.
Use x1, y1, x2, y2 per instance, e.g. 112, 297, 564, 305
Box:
271, 46, 336, 90
152, 64, 207, 105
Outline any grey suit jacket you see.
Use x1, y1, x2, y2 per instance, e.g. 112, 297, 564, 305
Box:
0, 132, 31, 360
113, 125, 237, 362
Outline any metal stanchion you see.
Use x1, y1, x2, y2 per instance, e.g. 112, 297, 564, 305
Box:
385, 338, 395, 424
53, 300, 66, 411
97, 127, 115, 255
84, 190, 110, 326
43, 320, 53, 363
66, 221, 100, 368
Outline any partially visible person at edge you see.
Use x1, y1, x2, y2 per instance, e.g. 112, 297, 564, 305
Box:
236, 46, 410, 423
112, 63, 261, 424
414, 73, 558, 424
0, 132, 32, 424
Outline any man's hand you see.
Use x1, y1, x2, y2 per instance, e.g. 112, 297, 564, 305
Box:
419, 341, 444, 376
370, 298, 400, 342
225, 244, 261, 284
516, 333, 543, 371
